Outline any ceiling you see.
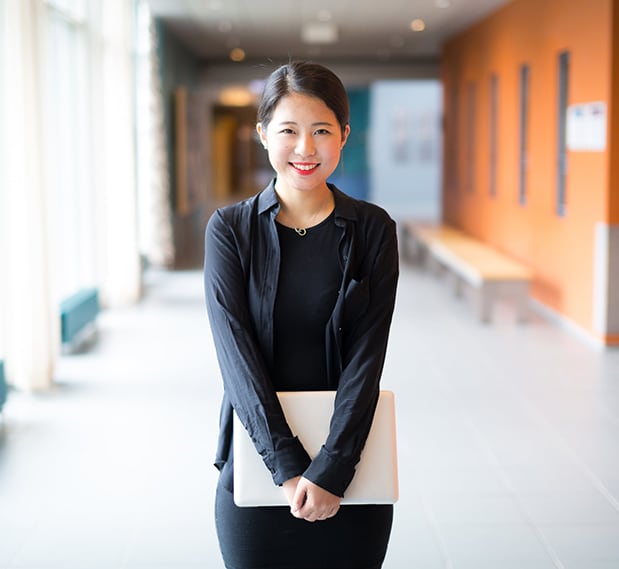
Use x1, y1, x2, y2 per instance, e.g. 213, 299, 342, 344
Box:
146, 0, 511, 64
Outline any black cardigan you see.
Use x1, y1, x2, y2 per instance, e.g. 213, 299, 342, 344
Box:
204, 181, 399, 497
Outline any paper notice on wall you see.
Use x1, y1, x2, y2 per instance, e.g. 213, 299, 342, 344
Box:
566, 101, 607, 152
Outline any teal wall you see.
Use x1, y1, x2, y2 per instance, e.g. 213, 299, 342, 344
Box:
330, 87, 370, 200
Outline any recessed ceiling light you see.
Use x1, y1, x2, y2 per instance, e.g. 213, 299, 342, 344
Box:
410, 18, 426, 32
229, 48, 246, 62
301, 22, 338, 44
436, 0, 451, 7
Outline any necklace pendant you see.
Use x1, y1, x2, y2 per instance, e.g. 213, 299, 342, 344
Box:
294, 227, 307, 237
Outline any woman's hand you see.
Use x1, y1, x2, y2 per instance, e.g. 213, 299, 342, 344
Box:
282, 476, 341, 522
281, 475, 302, 506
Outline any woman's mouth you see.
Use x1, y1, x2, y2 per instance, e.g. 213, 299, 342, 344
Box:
290, 162, 319, 175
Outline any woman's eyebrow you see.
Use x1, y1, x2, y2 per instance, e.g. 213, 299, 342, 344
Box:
276, 120, 335, 127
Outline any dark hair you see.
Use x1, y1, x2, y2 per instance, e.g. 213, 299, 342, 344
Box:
257, 61, 349, 133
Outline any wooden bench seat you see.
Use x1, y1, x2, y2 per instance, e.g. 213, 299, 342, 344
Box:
403, 222, 533, 322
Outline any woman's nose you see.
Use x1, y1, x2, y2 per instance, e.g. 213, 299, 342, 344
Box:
295, 134, 316, 157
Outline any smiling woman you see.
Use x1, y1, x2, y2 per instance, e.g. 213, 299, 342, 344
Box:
204, 61, 399, 569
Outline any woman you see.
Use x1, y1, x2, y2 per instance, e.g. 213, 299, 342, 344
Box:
204, 61, 399, 569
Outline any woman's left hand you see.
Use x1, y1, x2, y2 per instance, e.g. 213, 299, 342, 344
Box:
289, 477, 342, 522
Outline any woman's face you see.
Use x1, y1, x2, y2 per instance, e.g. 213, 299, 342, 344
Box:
257, 92, 349, 196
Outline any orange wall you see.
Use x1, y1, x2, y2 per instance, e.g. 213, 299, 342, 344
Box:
442, 0, 612, 340
609, 0, 619, 225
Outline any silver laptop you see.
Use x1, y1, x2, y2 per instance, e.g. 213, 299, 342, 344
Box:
233, 390, 398, 507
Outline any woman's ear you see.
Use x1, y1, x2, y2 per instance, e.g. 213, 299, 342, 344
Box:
256, 123, 267, 149
341, 124, 351, 149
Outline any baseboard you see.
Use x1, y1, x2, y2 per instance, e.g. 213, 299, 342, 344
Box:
530, 299, 608, 350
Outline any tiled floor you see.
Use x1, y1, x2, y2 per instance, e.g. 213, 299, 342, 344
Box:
1, 260, 618, 569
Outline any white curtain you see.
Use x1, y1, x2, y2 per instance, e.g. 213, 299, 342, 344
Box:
0, 0, 57, 391
0, 0, 141, 391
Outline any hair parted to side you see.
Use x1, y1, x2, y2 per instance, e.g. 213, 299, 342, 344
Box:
257, 61, 350, 134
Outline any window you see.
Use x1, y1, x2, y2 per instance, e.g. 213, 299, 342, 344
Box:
557, 51, 570, 216
44, 1, 95, 301
518, 64, 530, 206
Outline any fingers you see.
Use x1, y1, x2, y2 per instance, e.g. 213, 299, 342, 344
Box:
290, 477, 341, 522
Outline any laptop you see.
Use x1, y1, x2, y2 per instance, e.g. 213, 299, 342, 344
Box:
233, 390, 398, 507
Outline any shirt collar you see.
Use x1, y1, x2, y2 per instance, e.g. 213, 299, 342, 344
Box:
257, 178, 358, 222
257, 180, 280, 215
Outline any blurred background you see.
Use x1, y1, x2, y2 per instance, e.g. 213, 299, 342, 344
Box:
0, 1, 618, 568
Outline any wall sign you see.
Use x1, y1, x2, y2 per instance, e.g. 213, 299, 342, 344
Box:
566, 101, 607, 152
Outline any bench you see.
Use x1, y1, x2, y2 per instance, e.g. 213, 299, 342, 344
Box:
60, 288, 100, 349
403, 222, 533, 323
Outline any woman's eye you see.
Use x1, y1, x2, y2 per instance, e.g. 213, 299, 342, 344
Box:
279, 128, 295, 134
315, 129, 331, 135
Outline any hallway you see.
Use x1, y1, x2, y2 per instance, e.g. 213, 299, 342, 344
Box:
1, 260, 619, 569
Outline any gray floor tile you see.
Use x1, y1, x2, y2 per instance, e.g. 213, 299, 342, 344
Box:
502, 463, 601, 495
386, 520, 447, 569
437, 523, 555, 566
411, 464, 508, 495
518, 491, 619, 525
11, 517, 133, 568
424, 493, 527, 525
538, 524, 619, 567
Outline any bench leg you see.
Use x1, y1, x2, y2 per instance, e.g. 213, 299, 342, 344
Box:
478, 283, 496, 323
453, 276, 465, 298
401, 228, 426, 264
513, 283, 530, 323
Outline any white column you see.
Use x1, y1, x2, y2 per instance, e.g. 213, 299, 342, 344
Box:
95, 0, 141, 307
593, 222, 619, 339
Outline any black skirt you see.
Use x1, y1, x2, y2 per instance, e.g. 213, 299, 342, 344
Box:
215, 481, 393, 569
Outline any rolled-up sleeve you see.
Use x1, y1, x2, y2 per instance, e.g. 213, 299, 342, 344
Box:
303, 215, 399, 497
204, 209, 311, 485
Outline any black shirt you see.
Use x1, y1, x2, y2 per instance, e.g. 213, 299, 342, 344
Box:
273, 212, 343, 391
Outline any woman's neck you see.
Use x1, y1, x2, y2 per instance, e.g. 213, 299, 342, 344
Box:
275, 184, 334, 230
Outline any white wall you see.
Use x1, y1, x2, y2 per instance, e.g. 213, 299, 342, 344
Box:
369, 80, 443, 222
